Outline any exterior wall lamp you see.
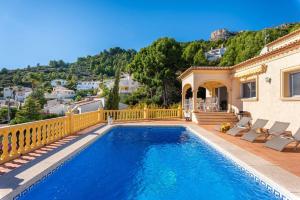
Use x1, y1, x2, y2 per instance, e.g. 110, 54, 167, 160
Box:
265, 77, 272, 83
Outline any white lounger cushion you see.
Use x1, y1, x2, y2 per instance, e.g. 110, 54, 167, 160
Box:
226, 117, 252, 136
241, 119, 269, 142
264, 128, 300, 151
264, 136, 295, 151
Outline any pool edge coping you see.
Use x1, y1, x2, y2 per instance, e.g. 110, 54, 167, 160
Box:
0, 123, 299, 200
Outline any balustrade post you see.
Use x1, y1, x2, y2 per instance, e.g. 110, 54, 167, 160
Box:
143, 105, 149, 120
10, 128, 18, 157
178, 105, 183, 118
98, 108, 104, 122
0, 128, 9, 162
66, 111, 74, 135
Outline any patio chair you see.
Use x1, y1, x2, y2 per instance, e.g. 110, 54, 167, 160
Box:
264, 128, 300, 151
226, 117, 252, 136
197, 98, 205, 111
242, 121, 289, 142
205, 97, 219, 112
184, 110, 192, 121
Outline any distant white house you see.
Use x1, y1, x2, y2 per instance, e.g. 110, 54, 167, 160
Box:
43, 99, 69, 115
76, 73, 139, 94
205, 47, 227, 62
3, 86, 32, 102
72, 98, 104, 114
51, 79, 68, 87
76, 81, 100, 91
119, 73, 140, 94
45, 86, 75, 100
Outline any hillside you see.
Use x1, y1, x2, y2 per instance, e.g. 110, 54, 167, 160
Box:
1, 23, 300, 103
0, 47, 136, 92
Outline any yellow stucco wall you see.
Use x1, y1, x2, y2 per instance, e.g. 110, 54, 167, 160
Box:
242, 49, 300, 132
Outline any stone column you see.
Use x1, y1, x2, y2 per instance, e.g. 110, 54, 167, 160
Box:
181, 91, 185, 110
227, 87, 232, 113
192, 90, 197, 112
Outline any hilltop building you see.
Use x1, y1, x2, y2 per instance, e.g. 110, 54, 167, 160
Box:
205, 46, 227, 61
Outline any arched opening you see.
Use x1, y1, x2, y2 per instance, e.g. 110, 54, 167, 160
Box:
197, 87, 206, 99
196, 81, 228, 112
182, 84, 193, 111
185, 88, 193, 99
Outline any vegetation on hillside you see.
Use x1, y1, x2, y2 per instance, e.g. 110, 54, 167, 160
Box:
1, 23, 299, 107
0, 47, 136, 94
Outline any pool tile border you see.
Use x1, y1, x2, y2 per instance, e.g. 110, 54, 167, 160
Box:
0, 123, 300, 200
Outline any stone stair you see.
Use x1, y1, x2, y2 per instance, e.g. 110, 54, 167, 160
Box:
194, 112, 238, 125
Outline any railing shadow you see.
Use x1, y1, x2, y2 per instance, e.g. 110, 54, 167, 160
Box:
0, 123, 105, 192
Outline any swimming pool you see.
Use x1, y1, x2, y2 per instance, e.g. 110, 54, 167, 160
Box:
17, 126, 279, 200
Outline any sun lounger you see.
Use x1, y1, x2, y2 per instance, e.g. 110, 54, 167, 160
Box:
226, 117, 252, 136
264, 128, 300, 151
240, 119, 268, 141
241, 121, 289, 142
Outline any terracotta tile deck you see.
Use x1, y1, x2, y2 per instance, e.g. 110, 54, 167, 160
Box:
1, 120, 300, 180
200, 124, 300, 177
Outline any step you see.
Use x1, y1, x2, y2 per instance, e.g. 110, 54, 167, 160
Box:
194, 112, 238, 125
196, 112, 236, 116
197, 121, 237, 125
196, 118, 238, 122
195, 115, 237, 119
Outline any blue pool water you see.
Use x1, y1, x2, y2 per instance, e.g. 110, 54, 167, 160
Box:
18, 126, 279, 200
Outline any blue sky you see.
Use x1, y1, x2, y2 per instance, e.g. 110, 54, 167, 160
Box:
0, 0, 299, 69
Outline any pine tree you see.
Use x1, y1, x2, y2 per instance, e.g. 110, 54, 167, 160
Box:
105, 70, 120, 109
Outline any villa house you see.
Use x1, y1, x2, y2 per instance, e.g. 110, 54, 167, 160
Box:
76, 81, 101, 91
50, 79, 68, 87
78, 73, 139, 94
45, 86, 75, 100
3, 86, 32, 102
180, 28, 300, 132
119, 73, 140, 94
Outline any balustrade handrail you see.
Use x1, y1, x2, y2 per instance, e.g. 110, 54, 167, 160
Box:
0, 106, 182, 164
